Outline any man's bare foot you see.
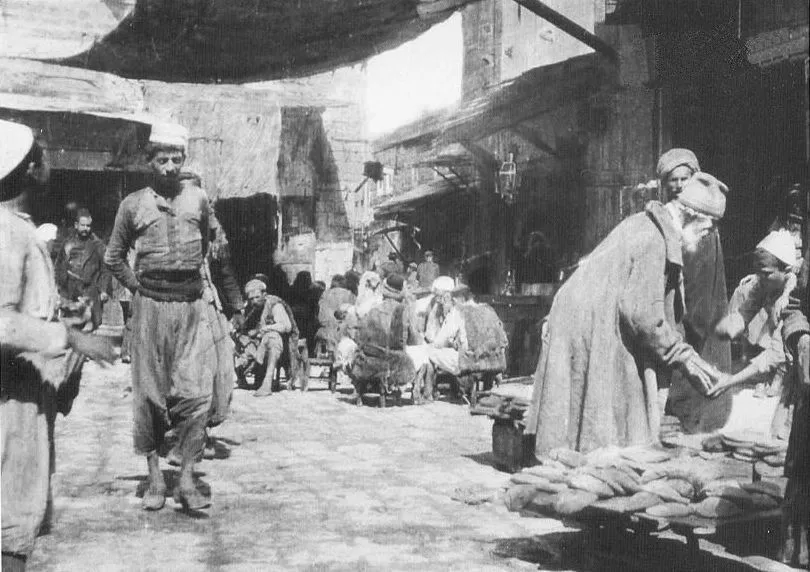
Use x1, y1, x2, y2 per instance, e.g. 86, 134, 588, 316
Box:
142, 482, 167, 511
173, 485, 211, 510
143, 451, 166, 510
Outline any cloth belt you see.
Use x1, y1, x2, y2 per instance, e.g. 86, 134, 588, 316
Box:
137, 270, 203, 302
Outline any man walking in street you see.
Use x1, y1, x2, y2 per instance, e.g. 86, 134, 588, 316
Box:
55, 208, 111, 331
105, 122, 217, 511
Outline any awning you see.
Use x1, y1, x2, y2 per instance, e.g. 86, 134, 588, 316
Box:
0, 0, 472, 83
374, 176, 470, 219
374, 53, 615, 151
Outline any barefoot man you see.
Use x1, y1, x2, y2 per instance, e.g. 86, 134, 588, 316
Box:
105, 122, 217, 511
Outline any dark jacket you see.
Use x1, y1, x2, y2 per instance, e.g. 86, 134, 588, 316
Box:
55, 231, 111, 301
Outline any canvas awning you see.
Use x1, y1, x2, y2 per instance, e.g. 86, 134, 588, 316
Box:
374, 176, 470, 218
0, 0, 473, 83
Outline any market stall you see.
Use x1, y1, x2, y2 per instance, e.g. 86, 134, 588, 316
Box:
476, 387, 792, 569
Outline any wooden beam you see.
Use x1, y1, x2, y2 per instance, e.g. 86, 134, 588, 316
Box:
458, 141, 500, 174
508, 125, 559, 158
511, 0, 618, 63
438, 55, 611, 145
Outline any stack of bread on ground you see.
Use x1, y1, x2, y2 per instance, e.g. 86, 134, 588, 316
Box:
504, 445, 784, 520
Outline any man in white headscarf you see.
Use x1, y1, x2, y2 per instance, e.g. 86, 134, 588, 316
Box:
525, 173, 729, 455
711, 230, 797, 403
656, 149, 733, 434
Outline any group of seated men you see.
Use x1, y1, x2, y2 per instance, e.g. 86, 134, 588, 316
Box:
229, 263, 508, 404
324, 271, 507, 403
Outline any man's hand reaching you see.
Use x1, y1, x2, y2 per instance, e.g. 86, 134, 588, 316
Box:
680, 354, 722, 396
65, 328, 116, 365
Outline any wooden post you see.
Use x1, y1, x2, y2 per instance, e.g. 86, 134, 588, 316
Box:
510, 0, 619, 63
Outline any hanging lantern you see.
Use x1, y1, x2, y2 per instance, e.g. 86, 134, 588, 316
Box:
497, 153, 518, 205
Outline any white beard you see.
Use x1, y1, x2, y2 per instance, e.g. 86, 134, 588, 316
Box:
681, 228, 703, 254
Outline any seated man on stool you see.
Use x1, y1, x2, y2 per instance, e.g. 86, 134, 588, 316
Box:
236, 279, 292, 397
425, 283, 470, 376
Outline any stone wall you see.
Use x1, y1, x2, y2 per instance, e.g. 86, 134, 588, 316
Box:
271, 67, 369, 283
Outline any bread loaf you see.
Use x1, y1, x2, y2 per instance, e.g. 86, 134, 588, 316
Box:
553, 490, 599, 515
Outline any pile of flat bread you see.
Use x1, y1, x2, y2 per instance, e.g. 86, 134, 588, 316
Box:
504, 445, 784, 520
717, 428, 787, 465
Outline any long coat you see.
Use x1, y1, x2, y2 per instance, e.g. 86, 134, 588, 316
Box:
666, 228, 733, 433
525, 202, 696, 455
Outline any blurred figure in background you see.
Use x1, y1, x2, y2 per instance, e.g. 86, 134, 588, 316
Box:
378, 252, 403, 279
55, 208, 111, 332
417, 249, 440, 289
315, 274, 356, 357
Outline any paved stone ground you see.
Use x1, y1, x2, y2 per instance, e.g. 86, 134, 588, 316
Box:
28, 362, 575, 571
26, 362, 796, 571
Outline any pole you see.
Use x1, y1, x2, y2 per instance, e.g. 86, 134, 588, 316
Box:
511, 0, 618, 64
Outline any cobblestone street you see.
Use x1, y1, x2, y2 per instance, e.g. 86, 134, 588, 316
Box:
29, 362, 572, 571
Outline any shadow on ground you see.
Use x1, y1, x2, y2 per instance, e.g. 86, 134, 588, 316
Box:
463, 451, 499, 469
491, 526, 787, 572
491, 532, 581, 570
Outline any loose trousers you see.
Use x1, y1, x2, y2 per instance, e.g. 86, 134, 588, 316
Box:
130, 293, 215, 461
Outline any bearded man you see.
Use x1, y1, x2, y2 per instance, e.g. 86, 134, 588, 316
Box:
55, 207, 111, 331
657, 148, 732, 433
105, 122, 217, 511
525, 173, 729, 455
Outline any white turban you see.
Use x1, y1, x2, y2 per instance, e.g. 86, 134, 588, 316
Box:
149, 122, 188, 150
244, 279, 266, 295
36, 223, 58, 243
0, 119, 35, 181
756, 229, 796, 268
431, 276, 455, 294
657, 148, 700, 180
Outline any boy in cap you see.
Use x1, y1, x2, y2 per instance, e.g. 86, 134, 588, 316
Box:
525, 173, 728, 456
105, 121, 217, 511
1, 120, 114, 571
711, 230, 797, 403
